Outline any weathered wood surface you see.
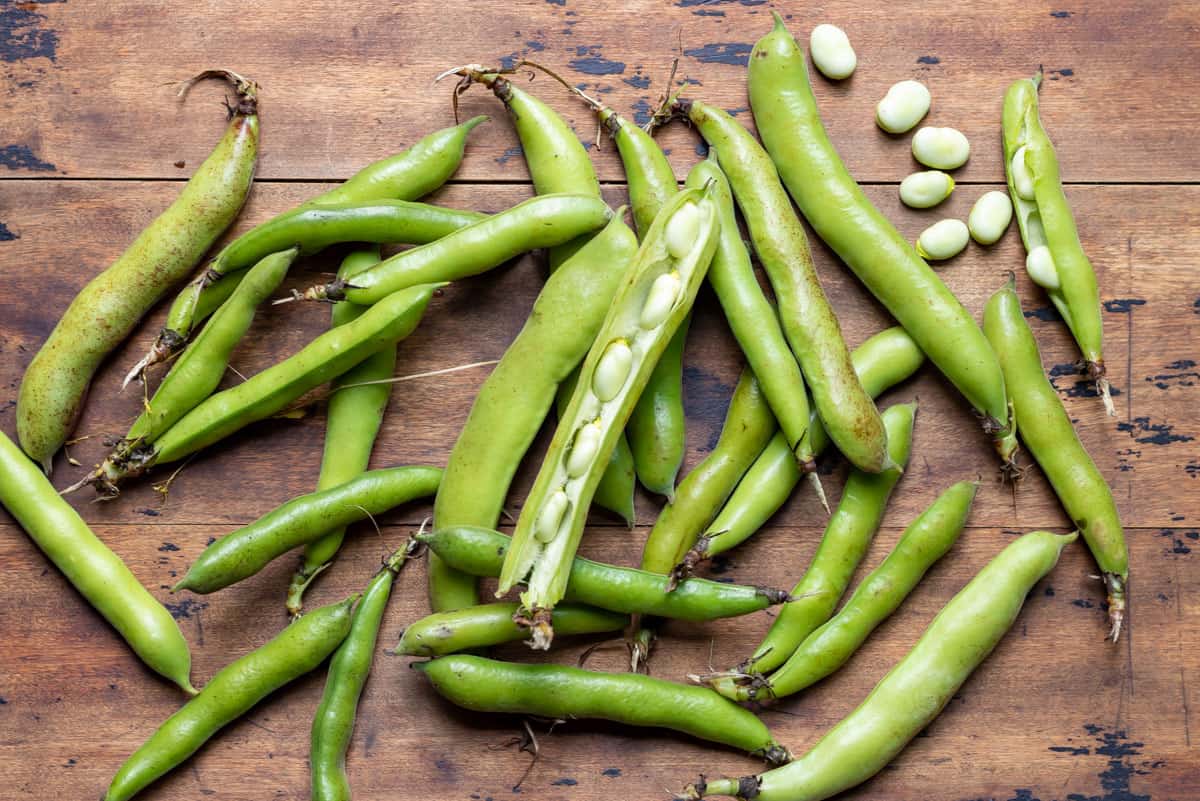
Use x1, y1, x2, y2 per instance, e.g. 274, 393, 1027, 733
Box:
1, 2, 1198, 800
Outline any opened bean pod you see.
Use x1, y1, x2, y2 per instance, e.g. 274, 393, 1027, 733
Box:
133, 115, 487, 381
680, 328, 926, 578
743, 15, 1018, 469
431, 216, 638, 612
174, 466, 441, 594
416, 655, 790, 765
19, 71, 259, 470
420, 525, 790, 621
684, 531, 1075, 801
984, 278, 1128, 639
396, 602, 627, 657
1003, 72, 1112, 413
497, 188, 721, 648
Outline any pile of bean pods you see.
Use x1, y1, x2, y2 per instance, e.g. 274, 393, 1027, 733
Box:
0, 14, 1130, 801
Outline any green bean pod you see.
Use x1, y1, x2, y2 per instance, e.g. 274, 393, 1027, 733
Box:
173, 466, 440, 594
732, 403, 918, 678
983, 278, 1128, 639
687, 531, 1075, 801
0, 431, 194, 694
136, 116, 487, 379
91, 284, 440, 494
642, 369, 777, 578
311, 548, 414, 801
122, 248, 297, 453
304, 194, 612, 304
742, 14, 1018, 468
499, 189, 721, 647
18, 72, 258, 471
1002, 74, 1111, 414
173, 268, 247, 332
716, 477, 976, 702
676, 100, 889, 475
599, 105, 688, 499
431, 216, 638, 610
416, 655, 790, 764
419, 526, 789, 621
209, 200, 485, 276
396, 602, 627, 657
686, 151, 812, 458
686, 328, 926, 571
104, 596, 354, 801
288, 248, 395, 615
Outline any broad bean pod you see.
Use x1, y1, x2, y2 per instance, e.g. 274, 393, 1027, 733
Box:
396, 602, 627, 657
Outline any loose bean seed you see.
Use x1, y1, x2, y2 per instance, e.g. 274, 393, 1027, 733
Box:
875, 80, 931, 134
912, 126, 970, 170
968, 191, 1014, 245
809, 24, 856, 80
916, 219, 970, 261
899, 171, 954, 208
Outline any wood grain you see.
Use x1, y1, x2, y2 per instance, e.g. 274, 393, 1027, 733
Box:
1, 2, 1197, 800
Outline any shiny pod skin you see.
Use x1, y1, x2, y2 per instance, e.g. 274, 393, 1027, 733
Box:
395, 602, 627, 657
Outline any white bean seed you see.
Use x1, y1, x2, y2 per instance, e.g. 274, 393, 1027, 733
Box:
875, 80, 931, 134
809, 24, 856, 80
565, 422, 601, 478
1025, 245, 1060, 289
640, 271, 682, 330
1010, 146, 1036, 200
968, 191, 1014, 245
916, 219, 970, 261
899, 171, 955, 208
592, 339, 633, 402
912, 127, 971, 170
534, 490, 570, 542
665, 202, 701, 260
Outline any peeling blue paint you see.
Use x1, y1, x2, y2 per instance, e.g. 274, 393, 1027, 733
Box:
0, 0, 61, 63
684, 42, 753, 66
0, 144, 55, 171
0, 222, 16, 241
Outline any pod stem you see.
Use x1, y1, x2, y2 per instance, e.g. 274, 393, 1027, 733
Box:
682, 776, 759, 800
806, 470, 830, 515
1089, 361, 1116, 417
1105, 572, 1126, 642
644, 58, 682, 134
178, 69, 258, 116
435, 63, 524, 124
513, 605, 555, 651
669, 536, 714, 588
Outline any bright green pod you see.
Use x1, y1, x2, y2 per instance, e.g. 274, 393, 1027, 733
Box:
91, 284, 440, 494
1002, 74, 1111, 414
19, 73, 259, 471
289, 248, 395, 615
305, 194, 612, 304
104, 597, 354, 801
688, 531, 1076, 801
984, 279, 1127, 639
742, 14, 1017, 467
311, 549, 413, 801
430, 216, 639, 611
734, 402, 918, 678
395, 602, 627, 657
174, 466, 440, 594
686, 152, 813, 461
0, 431, 194, 694
123, 248, 297, 450
416, 655, 789, 764
419, 526, 789, 621
687, 328, 926, 571
499, 188, 721, 648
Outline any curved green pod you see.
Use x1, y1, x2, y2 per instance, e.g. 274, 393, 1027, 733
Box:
417, 655, 789, 764
306, 194, 612, 304
687, 328, 926, 571
311, 549, 414, 801
288, 248, 394, 615
104, 597, 354, 801
419, 526, 789, 621
396, 602, 627, 657
430, 216, 639, 611
91, 283, 440, 493
742, 14, 1017, 467
984, 278, 1127, 639
733, 402, 918, 678
18, 72, 259, 471
1003, 74, 1110, 414
675, 99, 889, 475
0, 431, 194, 694
687, 531, 1075, 801
174, 466, 441, 594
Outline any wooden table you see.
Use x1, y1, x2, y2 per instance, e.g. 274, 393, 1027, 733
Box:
1, 2, 1196, 799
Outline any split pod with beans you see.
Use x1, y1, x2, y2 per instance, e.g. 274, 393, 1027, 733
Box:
18, 70, 259, 471
1003, 71, 1112, 414
496, 187, 722, 648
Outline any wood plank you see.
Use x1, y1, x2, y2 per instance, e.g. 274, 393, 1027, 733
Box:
1, 1, 1197, 182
